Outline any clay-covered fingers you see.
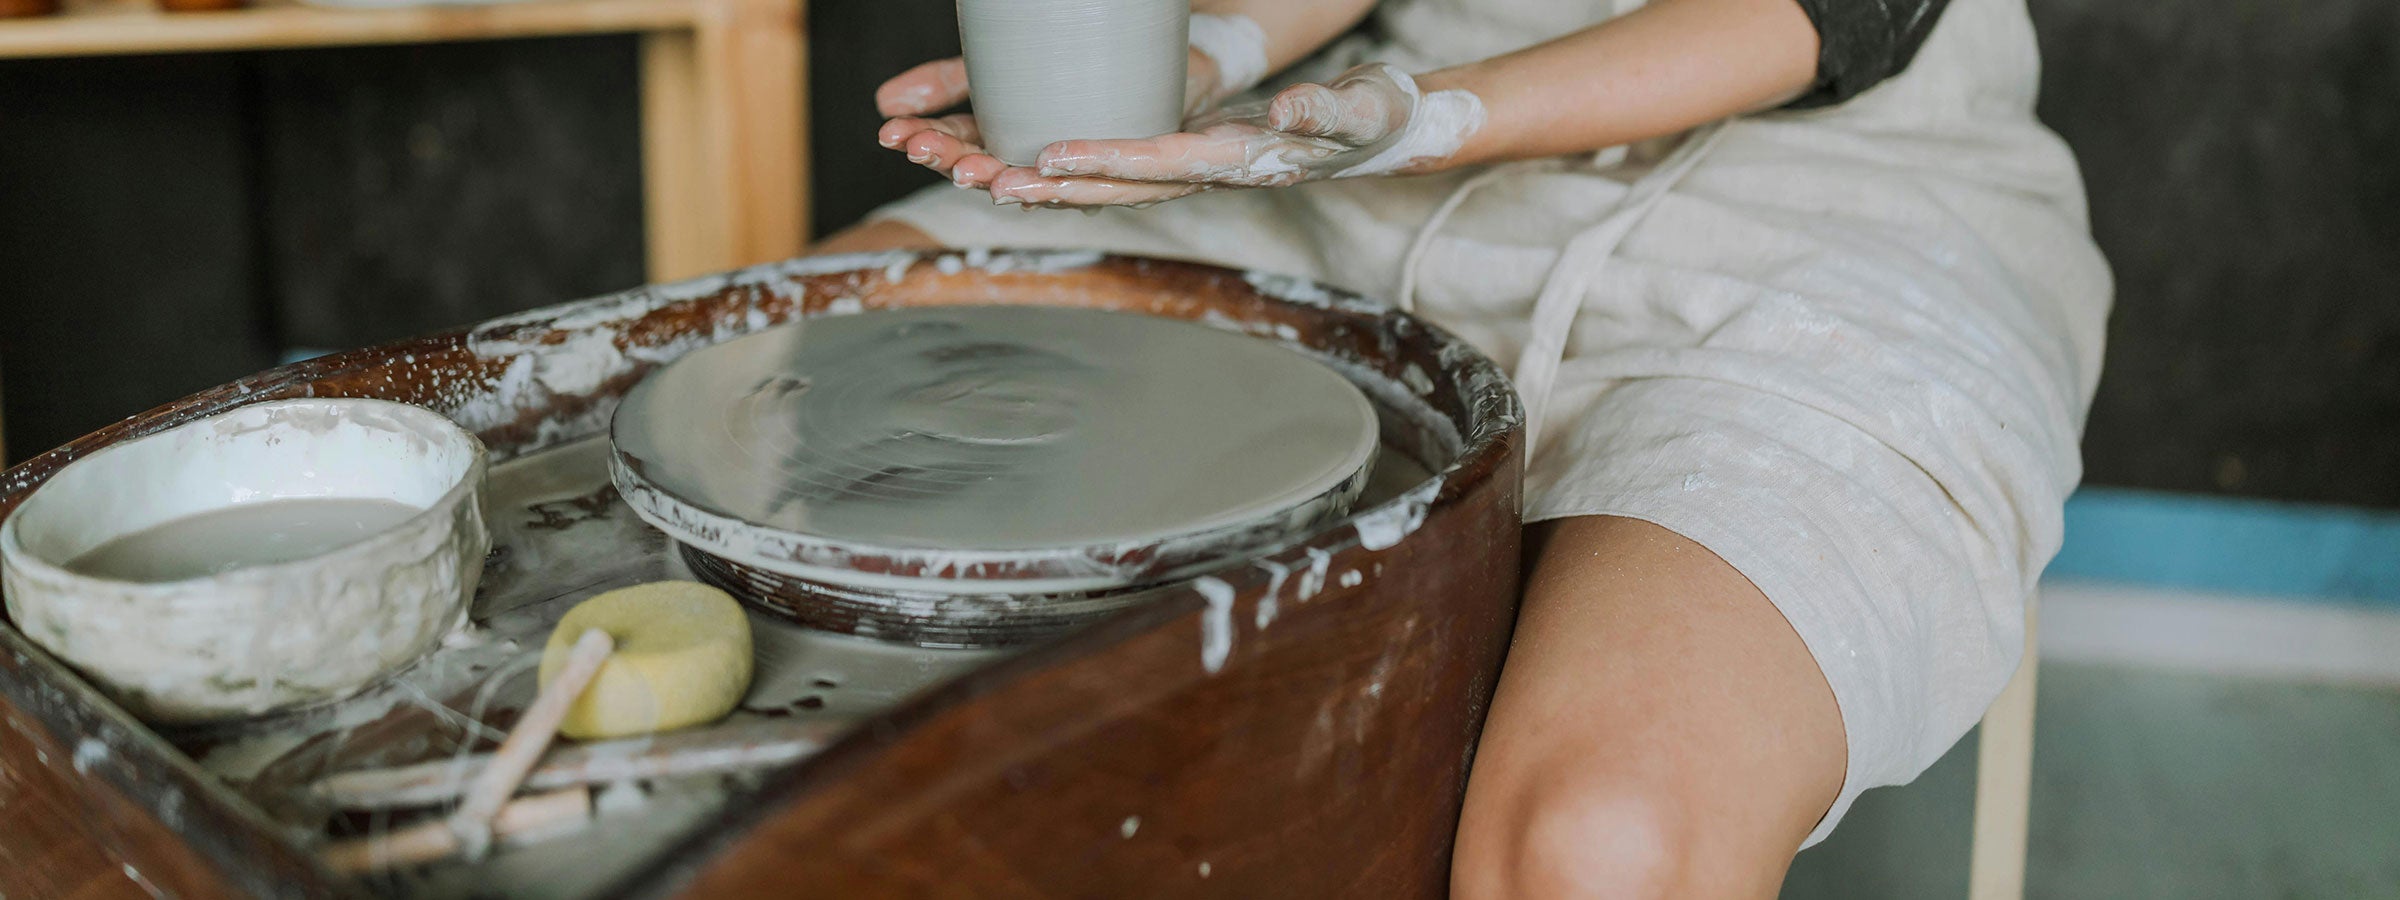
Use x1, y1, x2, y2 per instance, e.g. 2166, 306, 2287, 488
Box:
1264, 76, 1408, 145
946, 154, 1010, 189
878, 113, 979, 153
875, 58, 972, 118
879, 114, 1008, 186
988, 169, 1213, 208
1033, 125, 1321, 187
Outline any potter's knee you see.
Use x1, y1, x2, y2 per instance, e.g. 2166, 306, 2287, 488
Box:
1457, 776, 1691, 900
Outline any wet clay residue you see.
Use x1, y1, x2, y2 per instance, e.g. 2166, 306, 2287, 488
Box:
525, 485, 619, 532
612, 306, 1379, 555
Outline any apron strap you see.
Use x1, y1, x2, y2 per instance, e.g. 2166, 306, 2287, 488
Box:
1395, 163, 1521, 312
1510, 121, 1729, 467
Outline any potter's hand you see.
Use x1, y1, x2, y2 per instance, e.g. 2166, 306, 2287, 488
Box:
990, 64, 1485, 208
873, 57, 1002, 187
876, 34, 1244, 191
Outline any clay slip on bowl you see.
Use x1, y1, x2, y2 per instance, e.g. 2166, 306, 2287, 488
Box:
0, 398, 490, 723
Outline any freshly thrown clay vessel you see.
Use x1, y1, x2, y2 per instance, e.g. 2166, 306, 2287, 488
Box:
956, 0, 1190, 164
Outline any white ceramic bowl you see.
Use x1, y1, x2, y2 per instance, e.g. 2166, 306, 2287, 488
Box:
0, 398, 490, 723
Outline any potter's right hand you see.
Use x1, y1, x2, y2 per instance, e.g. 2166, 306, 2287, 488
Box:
875, 41, 1237, 190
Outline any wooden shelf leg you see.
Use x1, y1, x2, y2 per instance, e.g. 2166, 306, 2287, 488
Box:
641, 0, 808, 283
1968, 596, 2041, 900
640, 29, 726, 282
717, 0, 809, 261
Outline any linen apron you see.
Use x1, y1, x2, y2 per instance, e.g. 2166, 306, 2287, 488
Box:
876, 0, 2113, 843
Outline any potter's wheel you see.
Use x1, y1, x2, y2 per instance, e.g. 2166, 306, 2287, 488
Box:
610, 305, 1380, 645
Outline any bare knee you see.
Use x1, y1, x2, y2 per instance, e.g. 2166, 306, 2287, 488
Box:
1456, 771, 1693, 900
1450, 515, 1842, 899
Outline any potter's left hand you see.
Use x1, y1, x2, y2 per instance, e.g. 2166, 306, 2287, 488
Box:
990, 64, 1485, 208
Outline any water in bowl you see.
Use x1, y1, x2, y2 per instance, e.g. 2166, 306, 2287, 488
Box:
68, 497, 425, 583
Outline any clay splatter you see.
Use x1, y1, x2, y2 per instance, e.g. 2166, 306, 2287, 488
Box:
1196, 576, 1237, 674
1254, 558, 1291, 629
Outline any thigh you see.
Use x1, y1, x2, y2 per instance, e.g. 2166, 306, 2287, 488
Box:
1452, 515, 1845, 899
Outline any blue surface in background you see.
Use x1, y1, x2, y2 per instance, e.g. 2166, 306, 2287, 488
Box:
2051, 487, 2400, 605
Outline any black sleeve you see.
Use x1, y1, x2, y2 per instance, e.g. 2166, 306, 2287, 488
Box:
1781, 0, 1955, 109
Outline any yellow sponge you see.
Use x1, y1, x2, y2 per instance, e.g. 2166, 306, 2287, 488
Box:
539, 581, 754, 740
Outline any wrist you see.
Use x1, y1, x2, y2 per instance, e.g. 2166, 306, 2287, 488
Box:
1329, 65, 1487, 178
1188, 13, 1270, 100
1184, 49, 1225, 114
1411, 64, 1499, 170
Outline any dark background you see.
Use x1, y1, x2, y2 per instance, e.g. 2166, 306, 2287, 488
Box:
2, 0, 2395, 507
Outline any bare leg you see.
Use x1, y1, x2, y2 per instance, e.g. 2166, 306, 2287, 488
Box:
810, 218, 943, 254
1452, 516, 1846, 899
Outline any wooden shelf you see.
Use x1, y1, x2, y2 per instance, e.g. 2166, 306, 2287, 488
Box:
0, 0, 809, 282
0, 0, 704, 59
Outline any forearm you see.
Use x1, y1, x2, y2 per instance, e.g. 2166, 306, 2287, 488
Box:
953, 0, 1835, 206
1191, 0, 1379, 85
1418, 0, 1820, 168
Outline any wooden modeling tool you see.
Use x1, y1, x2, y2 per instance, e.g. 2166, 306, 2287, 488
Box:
320, 788, 594, 876
313, 717, 857, 810
321, 628, 614, 873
